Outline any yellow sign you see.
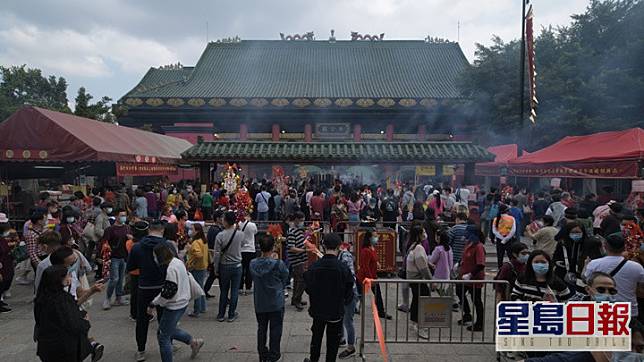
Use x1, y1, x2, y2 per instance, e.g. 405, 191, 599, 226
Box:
442, 165, 455, 176
415, 165, 436, 176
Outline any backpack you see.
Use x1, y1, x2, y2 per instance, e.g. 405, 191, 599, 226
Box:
384, 198, 395, 213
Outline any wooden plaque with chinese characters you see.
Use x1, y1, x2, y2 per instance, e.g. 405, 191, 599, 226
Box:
354, 228, 397, 273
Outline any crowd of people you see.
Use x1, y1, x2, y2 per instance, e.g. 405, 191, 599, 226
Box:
0, 179, 643, 361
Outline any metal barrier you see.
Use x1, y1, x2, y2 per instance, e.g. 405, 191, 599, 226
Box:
358, 279, 511, 360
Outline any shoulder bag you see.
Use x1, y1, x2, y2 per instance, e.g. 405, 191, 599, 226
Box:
215, 228, 238, 273
187, 271, 205, 300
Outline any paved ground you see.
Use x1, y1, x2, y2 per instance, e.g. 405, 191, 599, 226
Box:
0, 273, 499, 362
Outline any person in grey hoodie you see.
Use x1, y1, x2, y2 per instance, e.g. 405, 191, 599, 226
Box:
250, 235, 289, 362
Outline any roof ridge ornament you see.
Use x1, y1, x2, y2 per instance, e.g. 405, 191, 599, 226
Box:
424, 36, 453, 44
280, 32, 315, 41
212, 36, 241, 44
350, 32, 385, 41
157, 62, 183, 70
328, 29, 336, 43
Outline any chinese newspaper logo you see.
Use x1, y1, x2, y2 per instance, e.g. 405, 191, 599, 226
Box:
496, 301, 631, 351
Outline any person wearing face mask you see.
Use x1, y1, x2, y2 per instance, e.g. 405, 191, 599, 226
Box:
356, 230, 392, 320
127, 220, 176, 362
94, 202, 113, 246
286, 212, 308, 311
60, 208, 81, 247
519, 322, 644, 362
406, 223, 432, 339
34, 265, 104, 362
553, 222, 586, 287
583, 271, 619, 302
455, 225, 486, 332
101, 209, 132, 310
511, 250, 574, 303
49, 246, 103, 306
494, 242, 529, 304
584, 233, 644, 325
186, 223, 208, 317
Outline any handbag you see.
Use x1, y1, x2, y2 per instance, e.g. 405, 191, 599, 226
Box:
11, 242, 29, 262
83, 221, 98, 242
187, 271, 205, 300
79, 273, 93, 310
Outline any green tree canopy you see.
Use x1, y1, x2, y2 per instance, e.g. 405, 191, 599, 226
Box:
0, 65, 70, 121
74, 87, 114, 122
461, 0, 644, 150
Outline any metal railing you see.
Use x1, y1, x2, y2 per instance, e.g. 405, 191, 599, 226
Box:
358, 279, 510, 360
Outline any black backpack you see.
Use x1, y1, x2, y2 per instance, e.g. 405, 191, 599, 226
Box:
384, 198, 395, 213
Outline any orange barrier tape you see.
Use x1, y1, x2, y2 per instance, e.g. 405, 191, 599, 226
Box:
363, 278, 389, 362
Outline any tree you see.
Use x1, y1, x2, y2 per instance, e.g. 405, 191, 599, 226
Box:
74, 87, 114, 122
0, 65, 71, 120
461, 0, 644, 150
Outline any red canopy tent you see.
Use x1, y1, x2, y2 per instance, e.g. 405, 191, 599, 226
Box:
508, 128, 644, 179
475, 144, 518, 176
0, 106, 192, 176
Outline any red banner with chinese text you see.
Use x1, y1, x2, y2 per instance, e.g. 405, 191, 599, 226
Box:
116, 162, 178, 176
508, 161, 639, 179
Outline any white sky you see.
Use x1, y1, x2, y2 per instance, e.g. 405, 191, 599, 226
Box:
0, 0, 590, 106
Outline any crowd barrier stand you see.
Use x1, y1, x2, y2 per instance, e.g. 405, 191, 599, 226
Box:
358, 279, 511, 361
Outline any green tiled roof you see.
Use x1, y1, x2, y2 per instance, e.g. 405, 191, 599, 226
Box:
182, 141, 494, 164
124, 40, 469, 99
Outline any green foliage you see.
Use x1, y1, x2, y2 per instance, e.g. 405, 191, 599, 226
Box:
0, 65, 71, 121
74, 87, 114, 122
0, 65, 115, 123
461, 0, 644, 150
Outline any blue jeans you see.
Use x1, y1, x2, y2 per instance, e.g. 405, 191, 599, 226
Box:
256, 309, 284, 361
191, 269, 207, 314
158, 306, 192, 362
107, 258, 126, 299
257, 211, 268, 221
218, 264, 242, 319
343, 294, 358, 346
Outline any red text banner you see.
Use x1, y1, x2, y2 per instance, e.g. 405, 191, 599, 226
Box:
508, 161, 639, 179
116, 162, 178, 176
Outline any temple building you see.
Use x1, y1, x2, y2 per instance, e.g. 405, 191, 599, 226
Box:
117, 34, 491, 183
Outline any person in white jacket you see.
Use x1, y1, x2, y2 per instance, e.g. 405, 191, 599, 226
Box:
149, 244, 204, 362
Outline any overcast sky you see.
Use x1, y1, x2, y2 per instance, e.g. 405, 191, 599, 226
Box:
0, 0, 590, 107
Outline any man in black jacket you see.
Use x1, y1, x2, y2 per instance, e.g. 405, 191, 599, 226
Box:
303, 233, 354, 362
127, 220, 175, 362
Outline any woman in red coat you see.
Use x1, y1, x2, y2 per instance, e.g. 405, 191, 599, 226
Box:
357, 230, 391, 319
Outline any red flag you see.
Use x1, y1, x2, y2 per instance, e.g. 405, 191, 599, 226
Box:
525, 5, 538, 123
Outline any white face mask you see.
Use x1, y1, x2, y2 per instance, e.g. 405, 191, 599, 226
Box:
106, 208, 113, 214
66, 217, 75, 224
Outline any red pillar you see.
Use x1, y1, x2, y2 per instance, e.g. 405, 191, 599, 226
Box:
304, 124, 313, 142
386, 124, 394, 141
353, 124, 362, 142
272, 124, 280, 141
417, 124, 426, 141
